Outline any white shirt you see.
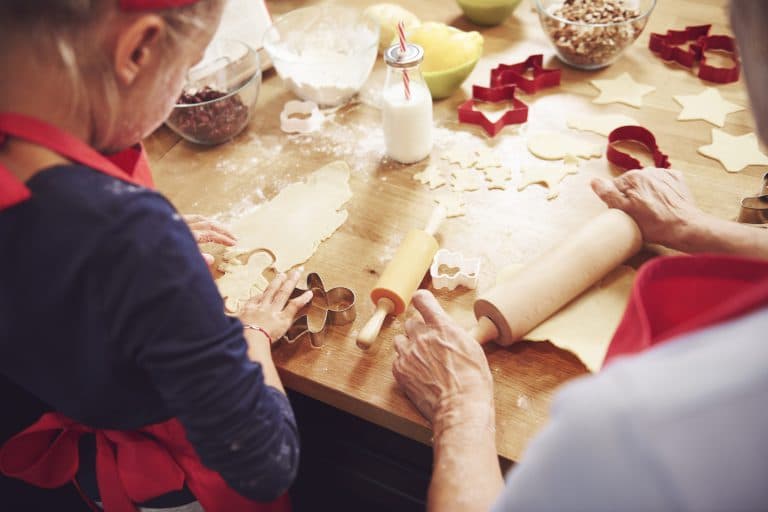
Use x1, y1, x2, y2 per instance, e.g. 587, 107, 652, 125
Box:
492, 307, 768, 512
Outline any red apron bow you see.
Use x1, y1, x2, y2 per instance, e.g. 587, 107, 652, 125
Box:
604, 253, 768, 366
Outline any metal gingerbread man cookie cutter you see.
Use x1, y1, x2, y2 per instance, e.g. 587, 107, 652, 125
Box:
281, 273, 356, 347
738, 173, 768, 225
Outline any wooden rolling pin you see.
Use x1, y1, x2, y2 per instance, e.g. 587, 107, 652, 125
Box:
357, 206, 446, 351
472, 209, 642, 345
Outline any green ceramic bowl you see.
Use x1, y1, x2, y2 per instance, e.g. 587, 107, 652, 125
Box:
423, 57, 481, 100
456, 0, 523, 26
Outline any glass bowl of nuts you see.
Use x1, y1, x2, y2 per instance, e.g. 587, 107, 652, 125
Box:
166, 39, 261, 145
535, 0, 656, 70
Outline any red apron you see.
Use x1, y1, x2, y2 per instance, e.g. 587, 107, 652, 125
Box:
0, 112, 290, 512
603, 253, 768, 367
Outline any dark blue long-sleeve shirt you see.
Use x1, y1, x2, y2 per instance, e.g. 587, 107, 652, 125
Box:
0, 164, 299, 503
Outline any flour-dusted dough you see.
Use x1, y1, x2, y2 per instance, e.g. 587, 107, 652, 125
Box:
527, 132, 602, 160
485, 167, 512, 190
224, 160, 353, 271
590, 72, 655, 108
698, 129, 768, 173
217, 251, 274, 313
566, 114, 638, 137
673, 87, 743, 127
497, 264, 636, 372
518, 156, 579, 200
414, 164, 447, 189
474, 149, 502, 170
441, 148, 478, 168
434, 192, 466, 218
450, 168, 484, 192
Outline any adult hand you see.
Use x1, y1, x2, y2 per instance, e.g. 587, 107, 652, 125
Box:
591, 168, 704, 248
183, 214, 237, 266
239, 269, 313, 343
392, 290, 494, 435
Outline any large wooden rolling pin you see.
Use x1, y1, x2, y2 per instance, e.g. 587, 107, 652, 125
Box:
357, 206, 445, 351
472, 209, 642, 345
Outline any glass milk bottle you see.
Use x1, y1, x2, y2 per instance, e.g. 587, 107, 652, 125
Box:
382, 43, 434, 164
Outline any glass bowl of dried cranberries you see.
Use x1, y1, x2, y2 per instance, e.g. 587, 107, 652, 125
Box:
166, 39, 261, 145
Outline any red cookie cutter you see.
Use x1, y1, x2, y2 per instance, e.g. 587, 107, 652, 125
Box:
490, 54, 562, 94
648, 24, 740, 83
607, 126, 671, 171
457, 84, 528, 137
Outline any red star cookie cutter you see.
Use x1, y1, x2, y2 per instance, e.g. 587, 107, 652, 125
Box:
457, 84, 528, 137
607, 126, 671, 171
489, 54, 562, 94
648, 24, 740, 83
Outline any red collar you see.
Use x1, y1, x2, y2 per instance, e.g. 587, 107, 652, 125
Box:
0, 112, 155, 210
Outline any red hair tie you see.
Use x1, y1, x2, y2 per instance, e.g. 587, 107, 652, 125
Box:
119, 0, 200, 11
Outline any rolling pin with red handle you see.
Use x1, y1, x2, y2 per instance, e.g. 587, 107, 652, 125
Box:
472, 209, 643, 345
357, 206, 446, 351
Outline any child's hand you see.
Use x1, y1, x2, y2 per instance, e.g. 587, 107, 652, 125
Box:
183, 214, 237, 266
240, 269, 313, 342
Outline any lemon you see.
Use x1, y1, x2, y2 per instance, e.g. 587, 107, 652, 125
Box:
408, 22, 484, 99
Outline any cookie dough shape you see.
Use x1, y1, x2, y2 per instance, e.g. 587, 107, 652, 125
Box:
414, 164, 447, 189
518, 156, 579, 200
224, 160, 353, 271
496, 264, 636, 372
566, 114, 638, 137
474, 149, 502, 170
216, 251, 274, 313
434, 192, 466, 218
450, 168, 484, 191
590, 73, 655, 108
698, 129, 768, 173
527, 132, 602, 160
485, 167, 512, 190
673, 87, 744, 127
441, 148, 478, 168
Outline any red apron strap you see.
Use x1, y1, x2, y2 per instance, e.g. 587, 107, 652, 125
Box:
604, 254, 768, 366
0, 165, 32, 210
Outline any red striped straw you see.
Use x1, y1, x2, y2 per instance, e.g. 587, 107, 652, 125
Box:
397, 20, 411, 100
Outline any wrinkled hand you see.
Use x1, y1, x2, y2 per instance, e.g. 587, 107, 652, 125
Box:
591, 168, 704, 248
239, 269, 313, 342
183, 214, 237, 266
392, 291, 494, 433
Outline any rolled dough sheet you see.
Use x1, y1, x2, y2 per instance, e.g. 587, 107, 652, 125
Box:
217, 251, 274, 313
527, 132, 602, 160
496, 264, 636, 372
566, 114, 638, 137
223, 160, 353, 271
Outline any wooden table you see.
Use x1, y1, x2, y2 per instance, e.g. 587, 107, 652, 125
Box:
146, 0, 761, 463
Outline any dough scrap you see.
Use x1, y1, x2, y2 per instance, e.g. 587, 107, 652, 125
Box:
414, 164, 447, 189
518, 157, 578, 200
441, 148, 478, 168
527, 132, 602, 160
485, 167, 512, 190
697, 129, 768, 173
673, 87, 744, 127
434, 192, 466, 218
450, 168, 484, 192
497, 264, 636, 372
566, 114, 638, 137
224, 160, 353, 271
216, 251, 274, 313
474, 149, 502, 170
590, 72, 655, 108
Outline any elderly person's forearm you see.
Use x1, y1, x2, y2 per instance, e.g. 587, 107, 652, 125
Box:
674, 213, 768, 258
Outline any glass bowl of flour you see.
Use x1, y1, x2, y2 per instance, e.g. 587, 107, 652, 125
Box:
263, 5, 379, 107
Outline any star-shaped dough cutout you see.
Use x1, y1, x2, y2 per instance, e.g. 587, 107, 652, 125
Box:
450, 168, 484, 191
518, 158, 579, 200
413, 164, 447, 189
590, 73, 655, 108
698, 129, 768, 173
673, 87, 744, 127
485, 167, 512, 190
441, 148, 477, 168
434, 192, 466, 217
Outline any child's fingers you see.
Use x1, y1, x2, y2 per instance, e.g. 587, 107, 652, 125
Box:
193, 230, 237, 246
283, 290, 313, 319
273, 269, 302, 307
261, 273, 286, 305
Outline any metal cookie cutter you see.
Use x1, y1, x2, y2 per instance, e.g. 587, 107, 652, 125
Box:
280, 100, 324, 134
738, 173, 768, 225
490, 54, 561, 94
280, 273, 356, 347
430, 249, 481, 291
457, 84, 528, 137
607, 125, 671, 171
